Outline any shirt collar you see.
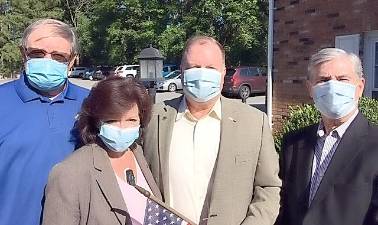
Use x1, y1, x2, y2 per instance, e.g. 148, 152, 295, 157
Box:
15, 73, 77, 103
317, 109, 359, 138
176, 97, 222, 122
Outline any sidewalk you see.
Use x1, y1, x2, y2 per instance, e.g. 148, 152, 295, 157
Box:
0, 78, 15, 85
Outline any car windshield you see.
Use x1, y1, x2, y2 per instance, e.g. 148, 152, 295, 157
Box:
165, 71, 180, 79
226, 69, 236, 76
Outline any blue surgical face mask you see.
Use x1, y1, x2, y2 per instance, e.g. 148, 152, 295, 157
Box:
25, 58, 68, 92
183, 68, 222, 102
98, 123, 140, 152
312, 80, 357, 119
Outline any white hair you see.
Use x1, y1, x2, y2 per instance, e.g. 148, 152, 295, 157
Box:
21, 19, 79, 55
308, 48, 363, 79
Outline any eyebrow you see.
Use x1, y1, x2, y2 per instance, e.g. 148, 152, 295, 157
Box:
336, 74, 351, 78
26, 47, 70, 55
184, 62, 218, 68
317, 73, 350, 77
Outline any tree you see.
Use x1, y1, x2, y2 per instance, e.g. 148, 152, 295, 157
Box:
63, 0, 93, 28
180, 0, 268, 66
0, 0, 64, 77
0, 0, 269, 75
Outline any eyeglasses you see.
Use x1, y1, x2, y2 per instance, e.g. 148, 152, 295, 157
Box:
25, 48, 72, 64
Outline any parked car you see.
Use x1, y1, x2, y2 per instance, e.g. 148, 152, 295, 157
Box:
162, 64, 178, 78
82, 68, 95, 80
156, 70, 182, 92
93, 66, 115, 80
68, 67, 88, 78
115, 65, 139, 78
222, 66, 267, 99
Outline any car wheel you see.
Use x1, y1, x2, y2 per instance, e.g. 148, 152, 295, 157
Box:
126, 74, 134, 78
89, 75, 93, 81
168, 83, 177, 92
238, 85, 251, 99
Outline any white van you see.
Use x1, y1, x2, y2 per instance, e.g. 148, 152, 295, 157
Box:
115, 65, 139, 78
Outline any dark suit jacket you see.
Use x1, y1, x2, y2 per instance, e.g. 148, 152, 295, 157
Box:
278, 113, 378, 225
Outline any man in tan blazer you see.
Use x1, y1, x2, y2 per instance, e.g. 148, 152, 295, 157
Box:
143, 35, 281, 225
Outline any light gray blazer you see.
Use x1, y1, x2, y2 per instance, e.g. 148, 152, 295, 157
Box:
143, 96, 281, 225
42, 143, 162, 225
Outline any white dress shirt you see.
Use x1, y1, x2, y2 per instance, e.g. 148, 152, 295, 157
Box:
168, 98, 221, 224
312, 109, 359, 177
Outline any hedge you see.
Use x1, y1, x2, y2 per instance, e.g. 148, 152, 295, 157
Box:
274, 97, 378, 151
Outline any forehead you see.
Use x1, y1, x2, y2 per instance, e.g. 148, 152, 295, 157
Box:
26, 25, 71, 53
183, 41, 224, 67
120, 104, 139, 118
104, 103, 140, 121
314, 56, 355, 77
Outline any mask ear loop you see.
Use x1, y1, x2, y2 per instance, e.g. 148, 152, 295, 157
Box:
133, 125, 143, 146
68, 54, 78, 67
21, 47, 31, 65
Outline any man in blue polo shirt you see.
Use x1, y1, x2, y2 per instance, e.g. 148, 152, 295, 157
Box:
0, 19, 88, 225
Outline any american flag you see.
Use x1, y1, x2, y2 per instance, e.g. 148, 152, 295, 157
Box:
143, 199, 190, 225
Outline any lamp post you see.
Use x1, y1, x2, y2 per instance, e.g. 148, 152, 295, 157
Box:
138, 45, 164, 103
267, 0, 274, 128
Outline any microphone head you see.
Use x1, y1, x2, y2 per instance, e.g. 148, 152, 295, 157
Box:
125, 169, 136, 186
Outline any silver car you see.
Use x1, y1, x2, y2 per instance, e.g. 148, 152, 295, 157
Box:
156, 70, 182, 92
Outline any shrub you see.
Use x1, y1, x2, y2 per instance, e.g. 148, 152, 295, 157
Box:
274, 97, 378, 151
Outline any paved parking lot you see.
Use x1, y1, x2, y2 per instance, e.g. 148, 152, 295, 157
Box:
0, 78, 266, 112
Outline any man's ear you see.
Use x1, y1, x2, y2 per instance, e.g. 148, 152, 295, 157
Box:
357, 77, 365, 98
306, 80, 314, 98
68, 55, 77, 70
19, 46, 27, 63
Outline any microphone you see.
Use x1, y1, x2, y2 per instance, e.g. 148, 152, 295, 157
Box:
124, 169, 197, 225
125, 169, 135, 186
125, 169, 151, 198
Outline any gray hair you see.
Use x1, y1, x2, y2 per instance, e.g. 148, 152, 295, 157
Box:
307, 48, 363, 80
21, 19, 79, 55
181, 35, 225, 65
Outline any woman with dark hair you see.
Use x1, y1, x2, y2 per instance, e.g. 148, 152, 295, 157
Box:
42, 76, 162, 225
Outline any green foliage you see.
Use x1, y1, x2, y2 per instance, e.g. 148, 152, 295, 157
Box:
74, 0, 268, 66
274, 97, 378, 151
0, 0, 63, 77
179, 0, 268, 66
0, 0, 268, 74
359, 97, 378, 125
274, 104, 320, 151
158, 25, 186, 63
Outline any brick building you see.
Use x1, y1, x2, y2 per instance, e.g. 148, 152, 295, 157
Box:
272, 0, 378, 131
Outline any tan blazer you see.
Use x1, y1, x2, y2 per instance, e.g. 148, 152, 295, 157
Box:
42, 143, 162, 225
143, 96, 281, 225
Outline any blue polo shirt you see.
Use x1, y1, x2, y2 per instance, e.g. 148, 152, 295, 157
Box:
0, 74, 88, 225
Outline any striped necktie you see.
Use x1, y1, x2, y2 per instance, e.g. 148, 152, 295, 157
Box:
308, 130, 340, 206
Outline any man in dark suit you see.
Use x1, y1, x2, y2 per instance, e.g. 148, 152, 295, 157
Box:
278, 48, 378, 225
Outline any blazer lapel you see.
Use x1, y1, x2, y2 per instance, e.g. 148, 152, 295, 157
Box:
158, 97, 181, 203
293, 125, 317, 208
91, 144, 128, 225
207, 98, 237, 224
308, 113, 368, 210
133, 144, 163, 200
